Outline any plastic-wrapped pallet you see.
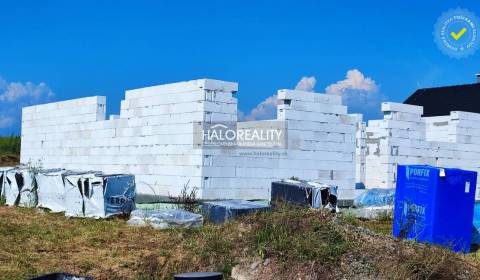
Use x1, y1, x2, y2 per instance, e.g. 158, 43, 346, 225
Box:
0, 167, 15, 200
4, 167, 37, 207
35, 169, 66, 212
64, 171, 101, 217
127, 209, 203, 229
271, 180, 338, 211
64, 171, 136, 218
202, 200, 270, 224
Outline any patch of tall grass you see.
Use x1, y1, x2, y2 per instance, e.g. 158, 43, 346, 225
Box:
0, 135, 20, 156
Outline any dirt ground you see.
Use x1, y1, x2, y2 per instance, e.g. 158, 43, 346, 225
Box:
0, 154, 19, 167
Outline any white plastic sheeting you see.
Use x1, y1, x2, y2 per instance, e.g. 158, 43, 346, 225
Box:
4, 167, 36, 207
1, 166, 136, 219
35, 169, 67, 212
344, 206, 393, 220
64, 171, 103, 217
308, 181, 338, 211
0, 167, 14, 200
127, 209, 203, 229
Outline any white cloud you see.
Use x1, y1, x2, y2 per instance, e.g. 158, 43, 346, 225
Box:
294, 76, 317, 92
326, 69, 378, 95
0, 76, 54, 132
0, 80, 53, 102
242, 70, 384, 122
241, 76, 318, 121
242, 95, 278, 121
325, 69, 383, 119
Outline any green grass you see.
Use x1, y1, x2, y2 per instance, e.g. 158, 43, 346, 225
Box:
0, 205, 350, 280
0, 135, 20, 156
252, 206, 349, 265
0, 205, 478, 280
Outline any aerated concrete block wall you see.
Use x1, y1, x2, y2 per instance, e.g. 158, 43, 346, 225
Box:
363, 102, 480, 199
201, 89, 359, 199
277, 90, 358, 193
21, 79, 358, 200
21, 79, 237, 200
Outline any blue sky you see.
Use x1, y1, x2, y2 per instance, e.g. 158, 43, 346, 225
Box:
0, 0, 479, 135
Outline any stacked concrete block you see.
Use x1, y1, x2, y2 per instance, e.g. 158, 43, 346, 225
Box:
181, 88, 358, 199
119, 79, 236, 199
363, 102, 480, 199
351, 114, 366, 188
424, 116, 450, 142
21, 79, 240, 200
21, 96, 107, 166
21, 79, 360, 200
278, 90, 356, 190
134, 79, 237, 199
364, 102, 425, 188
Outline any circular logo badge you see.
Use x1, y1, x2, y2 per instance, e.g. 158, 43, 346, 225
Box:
434, 8, 480, 58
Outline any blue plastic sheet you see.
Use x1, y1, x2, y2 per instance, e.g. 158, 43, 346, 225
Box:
353, 188, 395, 207
202, 200, 270, 224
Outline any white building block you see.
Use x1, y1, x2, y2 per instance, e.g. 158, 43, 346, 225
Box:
381, 102, 423, 115
277, 89, 342, 105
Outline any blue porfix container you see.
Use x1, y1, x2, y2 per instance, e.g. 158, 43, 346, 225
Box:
393, 165, 477, 253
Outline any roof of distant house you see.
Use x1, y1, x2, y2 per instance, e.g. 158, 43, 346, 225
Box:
404, 82, 480, 117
